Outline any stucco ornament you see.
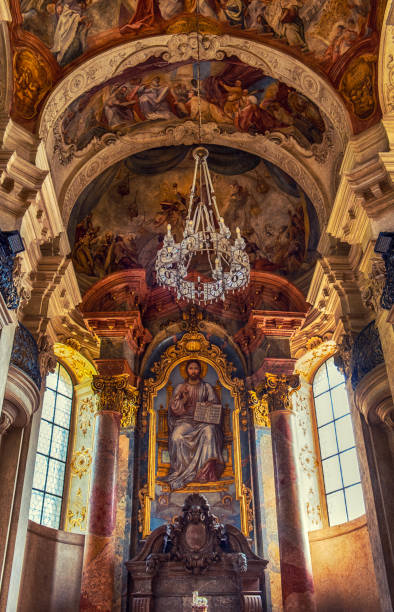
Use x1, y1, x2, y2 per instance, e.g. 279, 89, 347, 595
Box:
39, 34, 351, 144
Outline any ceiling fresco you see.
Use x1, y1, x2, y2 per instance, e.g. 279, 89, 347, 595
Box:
67, 144, 320, 295
10, 0, 385, 131
53, 57, 327, 165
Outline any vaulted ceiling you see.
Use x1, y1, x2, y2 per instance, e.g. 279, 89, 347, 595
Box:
2, 0, 389, 311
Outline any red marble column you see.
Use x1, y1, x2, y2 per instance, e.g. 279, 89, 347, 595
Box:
80, 375, 127, 612
263, 374, 316, 612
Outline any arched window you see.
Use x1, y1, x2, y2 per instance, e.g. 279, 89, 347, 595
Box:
29, 362, 73, 529
312, 356, 365, 526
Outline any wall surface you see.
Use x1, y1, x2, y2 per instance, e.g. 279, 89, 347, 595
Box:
309, 516, 380, 612
18, 521, 84, 612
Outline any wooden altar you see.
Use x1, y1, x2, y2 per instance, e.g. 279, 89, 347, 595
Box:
126, 494, 268, 612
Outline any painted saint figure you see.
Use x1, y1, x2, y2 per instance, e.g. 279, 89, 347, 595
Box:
167, 360, 224, 490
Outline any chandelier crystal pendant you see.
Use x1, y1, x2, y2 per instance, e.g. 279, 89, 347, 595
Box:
155, 146, 250, 304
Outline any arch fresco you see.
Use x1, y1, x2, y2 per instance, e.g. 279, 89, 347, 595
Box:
52, 55, 327, 166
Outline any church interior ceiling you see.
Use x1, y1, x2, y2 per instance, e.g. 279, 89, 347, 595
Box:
68, 144, 320, 296
9, 0, 386, 133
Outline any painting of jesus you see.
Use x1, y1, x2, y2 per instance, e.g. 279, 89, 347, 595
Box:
166, 359, 225, 490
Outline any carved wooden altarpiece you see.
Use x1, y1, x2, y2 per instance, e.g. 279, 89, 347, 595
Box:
127, 493, 268, 611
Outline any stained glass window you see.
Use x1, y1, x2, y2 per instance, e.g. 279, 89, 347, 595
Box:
29, 362, 73, 529
313, 356, 365, 526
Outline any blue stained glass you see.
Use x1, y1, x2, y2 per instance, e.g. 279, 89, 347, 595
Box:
29, 490, 44, 523
37, 420, 52, 455
42, 494, 62, 529
54, 394, 72, 428
340, 448, 361, 487
29, 361, 73, 529
326, 357, 344, 388
314, 356, 365, 526
46, 459, 65, 496
336, 414, 355, 452
50, 425, 69, 461
345, 484, 365, 521
313, 363, 329, 396
41, 388, 56, 421
32, 454, 48, 490
331, 384, 349, 419
314, 392, 333, 427
57, 365, 73, 398
45, 365, 59, 391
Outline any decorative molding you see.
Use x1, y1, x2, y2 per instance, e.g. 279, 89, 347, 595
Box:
10, 322, 41, 389
39, 34, 351, 144
4, 364, 41, 427
59, 127, 329, 233
54, 342, 96, 383
256, 373, 300, 414
294, 340, 337, 382
350, 320, 384, 390
360, 257, 387, 313
70, 446, 92, 479
354, 362, 394, 428
248, 390, 270, 428
91, 373, 139, 430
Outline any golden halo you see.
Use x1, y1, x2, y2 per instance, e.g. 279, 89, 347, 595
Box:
179, 359, 208, 380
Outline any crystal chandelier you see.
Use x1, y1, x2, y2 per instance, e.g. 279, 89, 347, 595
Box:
155, 146, 250, 304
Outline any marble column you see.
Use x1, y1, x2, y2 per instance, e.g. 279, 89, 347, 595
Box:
80, 374, 136, 612
261, 373, 316, 612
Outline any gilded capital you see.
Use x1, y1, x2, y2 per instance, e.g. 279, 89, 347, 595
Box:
256, 373, 300, 414
91, 374, 139, 429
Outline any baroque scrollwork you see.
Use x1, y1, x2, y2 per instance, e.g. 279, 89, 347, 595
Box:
256, 373, 300, 413
350, 321, 384, 390
70, 446, 92, 479
248, 390, 270, 428
10, 323, 41, 389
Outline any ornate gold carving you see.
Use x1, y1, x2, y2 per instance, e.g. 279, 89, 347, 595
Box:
67, 487, 87, 530
248, 390, 270, 428
121, 387, 140, 429
294, 340, 336, 382
257, 373, 300, 413
305, 336, 323, 351
71, 446, 92, 479
138, 484, 149, 534
54, 343, 96, 383
241, 485, 254, 536
92, 373, 139, 429
13, 48, 52, 120
78, 397, 97, 436
141, 330, 250, 538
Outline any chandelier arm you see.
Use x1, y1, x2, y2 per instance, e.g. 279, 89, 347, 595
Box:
187, 159, 199, 220
203, 159, 221, 222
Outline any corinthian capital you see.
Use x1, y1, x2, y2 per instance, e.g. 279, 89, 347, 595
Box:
91, 374, 139, 429
257, 373, 300, 414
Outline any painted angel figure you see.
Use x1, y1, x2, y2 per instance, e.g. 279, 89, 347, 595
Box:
167, 360, 225, 491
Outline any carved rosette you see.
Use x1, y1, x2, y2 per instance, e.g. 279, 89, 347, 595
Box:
256, 373, 300, 415
91, 374, 139, 429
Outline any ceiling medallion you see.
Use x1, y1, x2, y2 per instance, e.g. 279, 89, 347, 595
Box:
155, 146, 250, 304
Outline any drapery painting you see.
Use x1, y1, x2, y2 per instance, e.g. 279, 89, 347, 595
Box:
150, 358, 242, 532
68, 144, 320, 293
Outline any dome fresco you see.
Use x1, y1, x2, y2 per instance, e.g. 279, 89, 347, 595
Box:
68, 144, 319, 293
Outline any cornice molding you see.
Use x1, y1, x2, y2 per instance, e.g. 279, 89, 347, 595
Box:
39, 34, 352, 144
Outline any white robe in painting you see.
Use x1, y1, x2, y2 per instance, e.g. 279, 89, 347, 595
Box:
167, 380, 224, 491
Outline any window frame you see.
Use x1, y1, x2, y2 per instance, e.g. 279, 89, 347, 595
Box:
310, 355, 365, 528
29, 360, 76, 530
